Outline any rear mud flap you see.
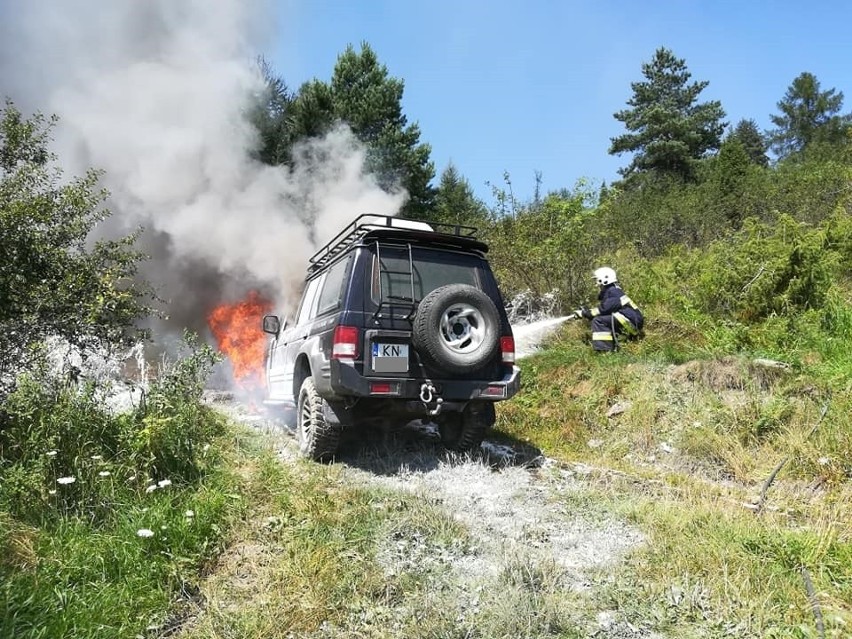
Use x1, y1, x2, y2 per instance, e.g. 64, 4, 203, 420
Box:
322, 400, 352, 427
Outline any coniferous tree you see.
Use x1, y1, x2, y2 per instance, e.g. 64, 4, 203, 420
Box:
329, 43, 435, 217
729, 119, 769, 167
267, 43, 435, 218
767, 72, 852, 158
250, 57, 295, 166
432, 163, 489, 227
715, 137, 752, 228
287, 79, 335, 141
609, 47, 727, 183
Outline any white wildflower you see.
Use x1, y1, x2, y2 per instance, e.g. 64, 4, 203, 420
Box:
48, 490, 57, 495
98, 471, 111, 477
818, 456, 830, 466
145, 484, 157, 494
202, 444, 210, 452
185, 510, 194, 518
57, 476, 76, 485
46, 450, 58, 457
157, 479, 172, 488
136, 529, 154, 538
91, 455, 103, 461
127, 474, 137, 482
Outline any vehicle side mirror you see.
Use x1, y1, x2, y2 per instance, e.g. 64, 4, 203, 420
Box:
262, 314, 281, 335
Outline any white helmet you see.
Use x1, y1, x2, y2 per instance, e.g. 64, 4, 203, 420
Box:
593, 266, 617, 286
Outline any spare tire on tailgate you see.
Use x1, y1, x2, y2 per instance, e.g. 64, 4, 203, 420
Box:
412, 284, 500, 375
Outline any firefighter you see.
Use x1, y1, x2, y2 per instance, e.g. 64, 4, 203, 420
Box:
571, 267, 643, 352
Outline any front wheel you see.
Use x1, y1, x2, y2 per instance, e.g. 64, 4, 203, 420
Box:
296, 377, 342, 462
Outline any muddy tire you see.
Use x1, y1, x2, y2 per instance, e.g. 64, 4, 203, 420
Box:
440, 402, 495, 452
412, 284, 500, 375
296, 377, 342, 462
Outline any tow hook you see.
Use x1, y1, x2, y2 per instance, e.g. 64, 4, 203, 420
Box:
419, 382, 443, 416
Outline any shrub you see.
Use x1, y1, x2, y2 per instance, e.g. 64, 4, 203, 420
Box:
0, 334, 223, 526
0, 103, 152, 401
677, 215, 837, 322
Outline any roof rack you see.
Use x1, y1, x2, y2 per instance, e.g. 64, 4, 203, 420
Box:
307, 214, 479, 275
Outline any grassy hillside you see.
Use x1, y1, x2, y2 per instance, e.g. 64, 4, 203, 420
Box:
495, 272, 852, 637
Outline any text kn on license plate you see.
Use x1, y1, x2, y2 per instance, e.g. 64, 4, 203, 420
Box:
372, 342, 409, 373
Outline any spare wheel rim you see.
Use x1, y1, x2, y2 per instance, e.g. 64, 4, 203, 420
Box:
439, 303, 485, 353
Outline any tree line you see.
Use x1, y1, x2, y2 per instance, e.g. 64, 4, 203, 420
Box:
3, 41, 851, 388
253, 43, 852, 228
251, 43, 851, 316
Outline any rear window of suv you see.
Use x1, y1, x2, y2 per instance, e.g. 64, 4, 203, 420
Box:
371, 246, 481, 303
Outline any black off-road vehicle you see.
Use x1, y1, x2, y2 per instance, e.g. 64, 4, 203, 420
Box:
262, 214, 520, 461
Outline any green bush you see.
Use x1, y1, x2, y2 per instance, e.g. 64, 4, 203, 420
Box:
672, 215, 837, 322
0, 103, 152, 401
0, 335, 224, 526
0, 335, 237, 638
484, 184, 603, 311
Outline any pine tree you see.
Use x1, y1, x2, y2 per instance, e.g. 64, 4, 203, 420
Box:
729, 119, 768, 167
329, 43, 435, 218
609, 47, 727, 182
432, 163, 489, 227
250, 57, 295, 166
275, 44, 435, 218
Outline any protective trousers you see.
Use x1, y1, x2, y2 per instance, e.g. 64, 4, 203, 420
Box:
590, 312, 639, 352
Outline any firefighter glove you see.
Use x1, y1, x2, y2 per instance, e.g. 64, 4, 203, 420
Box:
581, 307, 593, 319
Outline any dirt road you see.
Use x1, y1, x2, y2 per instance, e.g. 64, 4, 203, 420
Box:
218, 318, 655, 637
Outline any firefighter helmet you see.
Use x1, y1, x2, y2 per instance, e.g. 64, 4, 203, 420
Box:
593, 266, 617, 286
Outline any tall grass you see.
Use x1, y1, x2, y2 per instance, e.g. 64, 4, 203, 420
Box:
0, 338, 245, 639
494, 271, 852, 636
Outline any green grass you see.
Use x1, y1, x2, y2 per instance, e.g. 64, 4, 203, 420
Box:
0, 342, 251, 639
184, 446, 511, 638
495, 316, 852, 638
0, 426, 249, 639
6, 300, 848, 638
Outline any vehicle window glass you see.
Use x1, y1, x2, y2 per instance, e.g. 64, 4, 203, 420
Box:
316, 258, 348, 316
372, 247, 480, 302
296, 276, 323, 325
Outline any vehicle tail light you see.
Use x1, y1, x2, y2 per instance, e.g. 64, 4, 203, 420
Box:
370, 382, 399, 395
332, 325, 359, 360
481, 384, 507, 398
501, 336, 515, 364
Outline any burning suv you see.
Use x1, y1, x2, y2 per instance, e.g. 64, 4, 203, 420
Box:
262, 214, 520, 461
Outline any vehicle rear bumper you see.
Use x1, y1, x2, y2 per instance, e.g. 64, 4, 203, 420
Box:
326, 360, 521, 402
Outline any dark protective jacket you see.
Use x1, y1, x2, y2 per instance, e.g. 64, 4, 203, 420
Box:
590, 283, 643, 332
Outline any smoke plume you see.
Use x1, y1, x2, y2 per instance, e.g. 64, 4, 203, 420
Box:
0, 0, 406, 339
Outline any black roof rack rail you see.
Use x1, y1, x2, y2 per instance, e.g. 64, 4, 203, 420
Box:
307, 214, 479, 275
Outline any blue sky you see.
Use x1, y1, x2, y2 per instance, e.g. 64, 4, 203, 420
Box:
272, 1, 852, 204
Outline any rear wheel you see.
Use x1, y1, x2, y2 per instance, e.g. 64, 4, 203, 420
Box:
439, 402, 495, 452
296, 377, 342, 462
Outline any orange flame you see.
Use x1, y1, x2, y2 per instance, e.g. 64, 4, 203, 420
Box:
207, 291, 273, 395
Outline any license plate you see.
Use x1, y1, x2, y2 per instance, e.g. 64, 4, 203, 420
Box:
372, 342, 409, 373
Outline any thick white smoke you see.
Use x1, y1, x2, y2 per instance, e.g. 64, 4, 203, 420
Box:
0, 0, 406, 332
